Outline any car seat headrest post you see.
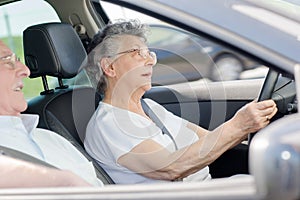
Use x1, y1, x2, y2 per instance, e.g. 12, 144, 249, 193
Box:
40, 75, 54, 95
56, 77, 68, 89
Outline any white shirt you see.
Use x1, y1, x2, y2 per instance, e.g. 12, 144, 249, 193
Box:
0, 114, 103, 187
85, 98, 211, 184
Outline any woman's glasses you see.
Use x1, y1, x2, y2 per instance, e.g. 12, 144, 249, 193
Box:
108, 48, 156, 60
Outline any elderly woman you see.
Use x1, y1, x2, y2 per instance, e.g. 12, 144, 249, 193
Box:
84, 19, 277, 184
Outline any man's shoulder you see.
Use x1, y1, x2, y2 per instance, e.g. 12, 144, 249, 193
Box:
34, 128, 71, 144
34, 128, 86, 157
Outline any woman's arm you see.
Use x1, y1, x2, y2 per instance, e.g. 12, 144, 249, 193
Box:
118, 99, 277, 181
0, 156, 92, 188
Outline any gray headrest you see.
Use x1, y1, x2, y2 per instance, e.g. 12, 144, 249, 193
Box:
23, 22, 87, 79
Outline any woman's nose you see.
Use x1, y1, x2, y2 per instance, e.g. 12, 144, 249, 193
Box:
146, 51, 157, 66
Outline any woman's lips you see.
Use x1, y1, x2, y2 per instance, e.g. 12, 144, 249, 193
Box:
141, 72, 152, 77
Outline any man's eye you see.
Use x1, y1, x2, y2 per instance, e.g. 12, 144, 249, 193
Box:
4, 61, 14, 68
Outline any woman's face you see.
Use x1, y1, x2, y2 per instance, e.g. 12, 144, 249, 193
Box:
105, 35, 157, 95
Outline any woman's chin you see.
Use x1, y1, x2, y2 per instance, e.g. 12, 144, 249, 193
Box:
141, 83, 152, 92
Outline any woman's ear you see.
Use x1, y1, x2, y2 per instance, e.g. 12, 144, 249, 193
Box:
99, 58, 116, 77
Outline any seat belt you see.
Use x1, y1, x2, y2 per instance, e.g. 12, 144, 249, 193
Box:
0, 145, 57, 169
141, 99, 178, 150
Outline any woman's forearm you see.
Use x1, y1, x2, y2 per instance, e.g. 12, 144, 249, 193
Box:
119, 100, 277, 181
118, 119, 245, 181
162, 99, 276, 180
165, 119, 247, 179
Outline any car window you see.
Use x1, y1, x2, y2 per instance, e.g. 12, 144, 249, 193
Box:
0, 0, 60, 100
148, 25, 209, 85
98, 1, 268, 85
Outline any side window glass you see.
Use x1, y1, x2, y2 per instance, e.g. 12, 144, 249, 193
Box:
148, 25, 208, 85
0, 0, 60, 100
99, 1, 267, 85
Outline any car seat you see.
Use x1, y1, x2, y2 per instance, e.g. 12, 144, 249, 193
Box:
23, 22, 114, 184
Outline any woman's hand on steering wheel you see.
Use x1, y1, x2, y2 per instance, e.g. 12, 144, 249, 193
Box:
233, 99, 277, 136
248, 69, 279, 143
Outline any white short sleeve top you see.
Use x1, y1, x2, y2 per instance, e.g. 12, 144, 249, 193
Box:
84, 98, 210, 184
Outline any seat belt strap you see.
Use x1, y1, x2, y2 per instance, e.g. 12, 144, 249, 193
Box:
141, 99, 178, 150
0, 145, 57, 169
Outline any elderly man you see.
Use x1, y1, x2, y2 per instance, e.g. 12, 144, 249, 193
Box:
0, 40, 102, 187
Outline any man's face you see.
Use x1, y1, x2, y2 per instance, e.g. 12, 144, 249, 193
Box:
0, 41, 30, 116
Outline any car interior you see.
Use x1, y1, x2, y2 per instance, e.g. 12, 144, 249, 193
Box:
1, 1, 299, 199
17, 4, 298, 185
19, 20, 258, 183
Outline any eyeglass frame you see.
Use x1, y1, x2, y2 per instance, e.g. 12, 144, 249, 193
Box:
107, 48, 156, 60
0, 53, 21, 69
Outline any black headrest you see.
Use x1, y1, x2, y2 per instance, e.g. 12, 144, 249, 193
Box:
23, 22, 87, 79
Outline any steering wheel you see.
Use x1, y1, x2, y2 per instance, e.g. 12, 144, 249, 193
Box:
257, 69, 279, 102
248, 69, 279, 143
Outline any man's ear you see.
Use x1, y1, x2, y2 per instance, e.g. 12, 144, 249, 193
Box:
99, 58, 116, 77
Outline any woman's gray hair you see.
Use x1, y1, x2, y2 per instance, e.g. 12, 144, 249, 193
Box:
85, 19, 150, 94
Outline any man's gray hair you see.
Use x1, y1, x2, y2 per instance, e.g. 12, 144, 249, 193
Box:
85, 19, 150, 94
